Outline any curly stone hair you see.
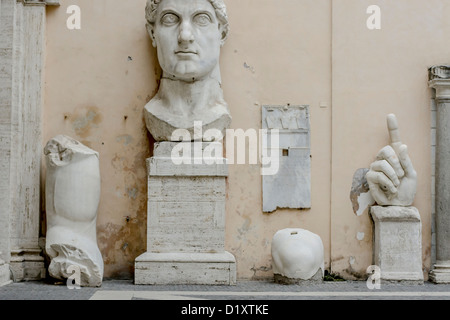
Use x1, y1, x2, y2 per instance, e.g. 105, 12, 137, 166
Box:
145, 0, 229, 42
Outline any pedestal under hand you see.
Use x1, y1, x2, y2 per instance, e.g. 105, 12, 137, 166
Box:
370, 206, 424, 283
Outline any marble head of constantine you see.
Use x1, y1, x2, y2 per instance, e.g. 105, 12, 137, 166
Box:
144, 0, 232, 141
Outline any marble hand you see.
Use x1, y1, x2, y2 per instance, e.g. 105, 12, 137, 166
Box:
366, 114, 417, 206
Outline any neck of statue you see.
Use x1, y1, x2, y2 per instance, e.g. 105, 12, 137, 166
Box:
157, 68, 224, 117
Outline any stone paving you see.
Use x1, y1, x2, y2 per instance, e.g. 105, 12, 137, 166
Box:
1, 279, 450, 300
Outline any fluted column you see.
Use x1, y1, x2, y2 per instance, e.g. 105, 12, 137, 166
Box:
429, 65, 450, 283
0, 0, 59, 284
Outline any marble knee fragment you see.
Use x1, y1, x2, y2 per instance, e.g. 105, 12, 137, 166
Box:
44, 135, 103, 287
271, 228, 324, 283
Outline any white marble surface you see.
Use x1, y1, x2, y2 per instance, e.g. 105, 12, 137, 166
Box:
366, 114, 417, 206
143, 0, 231, 141
44, 135, 103, 287
271, 228, 324, 281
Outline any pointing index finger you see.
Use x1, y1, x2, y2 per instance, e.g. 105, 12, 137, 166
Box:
387, 114, 402, 147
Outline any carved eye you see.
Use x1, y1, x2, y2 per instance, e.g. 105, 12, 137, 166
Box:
161, 13, 179, 25
193, 13, 212, 26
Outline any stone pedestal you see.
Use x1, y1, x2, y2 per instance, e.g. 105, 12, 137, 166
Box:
10, 249, 45, 282
370, 206, 424, 283
135, 142, 236, 285
429, 262, 450, 283
429, 67, 450, 283
0, 258, 11, 287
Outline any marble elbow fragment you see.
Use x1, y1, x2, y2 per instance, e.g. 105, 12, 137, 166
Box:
44, 135, 103, 287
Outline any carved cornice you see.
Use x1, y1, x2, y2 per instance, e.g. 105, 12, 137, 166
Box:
20, 0, 60, 6
429, 65, 450, 81
428, 66, 450, 100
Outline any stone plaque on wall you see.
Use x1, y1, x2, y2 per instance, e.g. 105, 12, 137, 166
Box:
262, 105, 311, 212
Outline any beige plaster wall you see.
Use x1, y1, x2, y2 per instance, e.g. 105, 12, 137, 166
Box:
44, 0, 157, 278
330, 0, 450, 280
221, 0, 332, 280
43, 0, 442, 280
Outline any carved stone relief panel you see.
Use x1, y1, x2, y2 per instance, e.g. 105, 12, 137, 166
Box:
262, 105, 311, 212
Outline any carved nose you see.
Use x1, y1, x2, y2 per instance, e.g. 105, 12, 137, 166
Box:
178, 23, 195, 43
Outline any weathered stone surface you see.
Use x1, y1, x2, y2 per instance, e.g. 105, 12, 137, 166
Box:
274, 268, 323, 285
44, 135, 103, 287
0, 0, 16, 273
0, 0, 54, 282
429, 69, 450, 282
262, 105, 311, 212
145, 103, 231, 142
370, 206, 424, 283
135, 252, 236, 285
271, 228, 324, 282
429, 262, 450, 283
10, 249, 45, 282
148, 142, 228, 176
350, 168, 375, 216
0, 257, 11, 287
136, 141, 236, 285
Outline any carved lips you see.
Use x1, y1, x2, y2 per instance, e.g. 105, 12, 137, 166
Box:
175, 50, 198, 59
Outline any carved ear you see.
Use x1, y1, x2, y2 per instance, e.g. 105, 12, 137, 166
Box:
219, 23, 227, 47
146, 23, 157, 48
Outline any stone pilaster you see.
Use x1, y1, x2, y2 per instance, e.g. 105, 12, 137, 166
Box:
429, 65, 450, 283
0, 259, 11, 287
0, 0, 59, 283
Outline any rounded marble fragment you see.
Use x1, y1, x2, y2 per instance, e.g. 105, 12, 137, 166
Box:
271, 228, 324, 283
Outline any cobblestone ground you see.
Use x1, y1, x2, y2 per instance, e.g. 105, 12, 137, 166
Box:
1, 279, 450, 300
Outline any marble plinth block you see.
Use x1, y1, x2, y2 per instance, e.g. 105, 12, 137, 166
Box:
429, 262, 450, 283
370, 206, 424, 283
135, 142, 236, 285
0, 259, 11, 287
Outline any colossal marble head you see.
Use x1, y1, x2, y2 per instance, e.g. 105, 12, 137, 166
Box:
145, 0, 229, 82
144, 0, 232, 141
